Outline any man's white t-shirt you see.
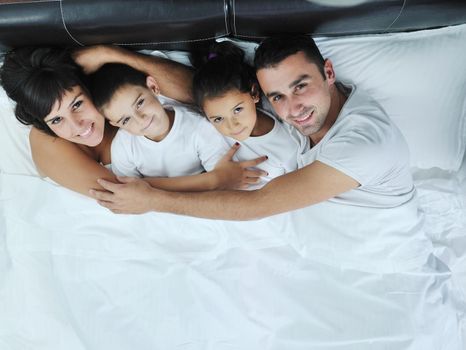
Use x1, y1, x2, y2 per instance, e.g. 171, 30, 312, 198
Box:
223, 109, 308, 189
111, 103, 229, 177
298, 84, 414, 208
292, 84, 432, 272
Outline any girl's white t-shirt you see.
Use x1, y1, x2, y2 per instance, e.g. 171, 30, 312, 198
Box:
223, 108, 309, 190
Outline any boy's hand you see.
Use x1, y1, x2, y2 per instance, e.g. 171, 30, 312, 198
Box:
213, 143, 268, 190
72, 45, 127, 74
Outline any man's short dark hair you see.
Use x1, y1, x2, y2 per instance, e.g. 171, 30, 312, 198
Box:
254, 35, 326, 78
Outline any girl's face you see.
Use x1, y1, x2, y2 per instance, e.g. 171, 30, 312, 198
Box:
43, 85, 105, 147
202, 89, 259, 142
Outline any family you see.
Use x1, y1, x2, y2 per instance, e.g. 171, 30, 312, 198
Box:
0, 35, 414, 220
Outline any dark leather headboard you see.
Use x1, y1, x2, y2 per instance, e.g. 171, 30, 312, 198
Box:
1, 0, 465, 51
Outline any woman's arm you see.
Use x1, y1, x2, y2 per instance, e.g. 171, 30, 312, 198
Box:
30, 128, 118, 196
72, 45, 193, 104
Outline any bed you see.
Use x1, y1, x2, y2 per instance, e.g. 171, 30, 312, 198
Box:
1, 1, 466, 349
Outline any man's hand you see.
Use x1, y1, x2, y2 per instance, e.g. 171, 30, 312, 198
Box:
72, 45, 126, 74
213, 143, 268, 190
89, 176, 160, 214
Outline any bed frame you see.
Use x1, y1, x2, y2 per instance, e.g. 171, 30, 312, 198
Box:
1, 0, 466, 51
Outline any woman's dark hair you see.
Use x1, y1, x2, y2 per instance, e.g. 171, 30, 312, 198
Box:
254, 35, 326, 79
88, 63, 147, 110
191, 41, 258, 109
0, 46, 89, 136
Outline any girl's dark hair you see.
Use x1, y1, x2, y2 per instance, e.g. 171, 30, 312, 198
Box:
0, 46, 89, 136
191, 41, 257, 109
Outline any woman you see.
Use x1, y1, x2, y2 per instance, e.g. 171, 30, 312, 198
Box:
0, 45, 265, 196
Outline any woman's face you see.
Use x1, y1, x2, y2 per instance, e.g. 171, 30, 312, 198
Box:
43, 85, 105, 146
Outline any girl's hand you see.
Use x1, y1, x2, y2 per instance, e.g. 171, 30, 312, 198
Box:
213, 143, 268, 190
72, 45, 126, 74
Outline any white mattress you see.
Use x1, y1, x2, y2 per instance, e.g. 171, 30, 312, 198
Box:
0, 159, 465, 350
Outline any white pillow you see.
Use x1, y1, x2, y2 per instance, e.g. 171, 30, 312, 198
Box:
0, 87, 39, 176
315, 24, 466, 171
226, 25, 466, 171
1, 25, 465, 175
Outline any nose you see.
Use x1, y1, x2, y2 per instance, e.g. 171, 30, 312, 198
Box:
289, 95, 305, 117
134, 111, 148, 125
226, 117, 240, 130
69, 113, 85, 132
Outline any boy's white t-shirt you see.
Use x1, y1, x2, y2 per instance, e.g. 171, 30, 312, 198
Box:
223, 108, 309, 189
298, 84, 414, 208
111, 103, 229, 177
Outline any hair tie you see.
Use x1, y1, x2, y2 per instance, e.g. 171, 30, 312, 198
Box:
207, 52, 217, 60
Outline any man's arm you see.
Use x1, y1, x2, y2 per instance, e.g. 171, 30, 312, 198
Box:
90, 161, 359, 220
73, 45, 193, 103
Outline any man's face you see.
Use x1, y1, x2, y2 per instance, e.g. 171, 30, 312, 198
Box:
257, 52, 335, 138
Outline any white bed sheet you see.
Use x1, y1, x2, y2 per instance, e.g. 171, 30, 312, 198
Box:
0, 162, 465, 350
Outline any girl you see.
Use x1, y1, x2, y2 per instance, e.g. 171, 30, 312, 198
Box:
191, 41, 308, 189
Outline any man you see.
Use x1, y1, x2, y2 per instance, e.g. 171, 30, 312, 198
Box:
90, 35, 414, 220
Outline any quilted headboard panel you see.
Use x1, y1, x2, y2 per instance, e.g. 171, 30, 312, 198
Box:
1, 0, 466, 51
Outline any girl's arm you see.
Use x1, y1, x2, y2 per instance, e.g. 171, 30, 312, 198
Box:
72, 45, 193, 104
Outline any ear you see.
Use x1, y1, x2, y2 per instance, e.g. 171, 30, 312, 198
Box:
323, 59, 336, 84
250, 83, 260, 104
146, 75, 161, 95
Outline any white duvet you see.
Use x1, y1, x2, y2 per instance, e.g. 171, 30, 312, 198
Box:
1, 170, 464, 350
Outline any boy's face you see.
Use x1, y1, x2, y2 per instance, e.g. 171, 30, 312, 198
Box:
202, 89, 259, 142
101, 79, 171, 142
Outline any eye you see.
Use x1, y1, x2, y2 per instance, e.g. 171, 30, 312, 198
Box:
121, 117, 131, 126
233, 107, 243, 114
50, 117, 63, 125
295, 83, 307, 92
136, 98, 144, 109
72, 100, 83, 110
271, 95, 282, 103
212, 116, 224, 124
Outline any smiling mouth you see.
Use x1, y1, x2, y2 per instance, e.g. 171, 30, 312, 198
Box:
78, 123, 94, 138
141, 117, 154, 131
294, 110, 314, 125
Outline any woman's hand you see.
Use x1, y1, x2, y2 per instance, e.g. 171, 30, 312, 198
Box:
213, 143, 268, 190
72, 45, 127, 74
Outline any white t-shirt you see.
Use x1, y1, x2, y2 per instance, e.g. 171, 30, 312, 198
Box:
223, 109, 309, 189
298, 84, 415, 208
111, 103, 229, 177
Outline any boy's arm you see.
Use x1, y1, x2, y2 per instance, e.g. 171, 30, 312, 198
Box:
90, 161, 359, 219
138, 144, 267, 192
72, 45, 193, 104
